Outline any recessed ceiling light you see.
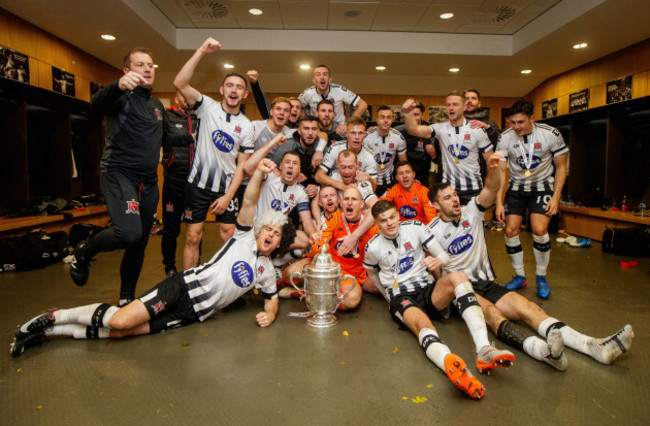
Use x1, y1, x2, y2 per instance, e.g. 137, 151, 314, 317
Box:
521, 69, 532, 74
101, 34, 116, 41
249, 8, 263, 15
224, 64, 234, 69
376, 66, 386, 71
300, 64, 310, 70
440, 13, 454, 19
573, 42, 588, 49
449, 67, 460, 73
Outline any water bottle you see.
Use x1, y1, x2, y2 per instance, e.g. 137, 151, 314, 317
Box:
639, 200, 647, 217
621, 196, 628, 212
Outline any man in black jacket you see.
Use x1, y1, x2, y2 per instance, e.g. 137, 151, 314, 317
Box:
161, 92, 196, 277
70, 48, 188, 306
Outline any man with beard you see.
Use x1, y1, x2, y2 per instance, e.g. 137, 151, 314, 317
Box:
174, 37, 254, 269
427, 151, 633, 368
464, 89, 500, 146
403, 93, 493, 205
11, 160, 294, 357
299, 65, 367, 134
316, 99, 345, 145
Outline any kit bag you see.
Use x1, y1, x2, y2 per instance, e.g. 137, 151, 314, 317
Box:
601, 226, 650, 256
0, 229, 68, 272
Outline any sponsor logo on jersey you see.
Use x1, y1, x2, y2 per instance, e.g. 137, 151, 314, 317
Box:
334, 240, 356, 259
534, 142, 541, 150
464, 134, 470, 140
234, 125, 242, 134
183, 209, 193, 221
447, 234, 474, 255
271, 199, 290, 213
404, 241, 413, 250
125, 200, 140, 215
257, 265, 264, 276
412, 196, 418, 203
212, 130, 235, 153
389, 143, 394, 149
232, 261, 254, 288
516, 154, 542, 170
462, 220, 470, 229
399, 205, 418, 219
447, 145, 470, 160
398, 256, 414, 274
444, 232, 451, 239
166, 202, 174, 213
374, 152, 393, 166
152, 301, 165, 314
154, 108, 162, 120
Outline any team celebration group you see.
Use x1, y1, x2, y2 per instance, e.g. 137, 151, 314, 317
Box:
10, 38, 634, 400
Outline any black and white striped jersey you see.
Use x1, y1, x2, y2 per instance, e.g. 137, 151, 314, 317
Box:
319, 140, 378, 178
427, 198, 495, 282
363, 128, 407, 186
298, 83, 360, 124
183, 224, 277, 322
430, 119, 493, 191
188, 95, 254, 192
364, 221, 448, 302
256, 172, 310, 217
497, 123, 568, 192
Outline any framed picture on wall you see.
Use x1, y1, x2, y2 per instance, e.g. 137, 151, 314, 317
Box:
361, 105, 372, 122
90, 81, 104, 99
542, 98, 558, 119
606, 75, 632, 104
569, 89, 589, 113
388, 105, 404, 123
0, 44, 30, 84
52, 66, 75, 96
428, 106, 447, 124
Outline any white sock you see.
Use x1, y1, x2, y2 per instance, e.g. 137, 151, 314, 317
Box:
418, 327, 450, 370
45, 324, 83, 337
533, 233, 551, 276
522, 335, 549, 361
538, 317, 591, 354
505, 235, 525, 276
44, 324, 111, 339
454, 281, 490, 353
54, 303, 118, 328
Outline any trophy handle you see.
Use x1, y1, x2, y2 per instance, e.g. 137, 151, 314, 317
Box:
289, 271, 303, 293
339, 274, 358, 304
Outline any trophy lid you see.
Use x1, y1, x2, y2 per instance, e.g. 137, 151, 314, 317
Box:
303, 243, 341, 277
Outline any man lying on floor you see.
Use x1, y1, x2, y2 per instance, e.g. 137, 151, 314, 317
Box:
11, 160, 295, 357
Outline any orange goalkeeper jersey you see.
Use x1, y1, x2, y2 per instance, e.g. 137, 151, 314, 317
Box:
381, 182, 437, 223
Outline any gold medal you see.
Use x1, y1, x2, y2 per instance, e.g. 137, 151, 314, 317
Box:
381, 164, 385, 169
393, 281, 399, 288
353, 253, 360, 258
525, 170, 531, 177
254, 289, 259, 295
455, 158, 459, 164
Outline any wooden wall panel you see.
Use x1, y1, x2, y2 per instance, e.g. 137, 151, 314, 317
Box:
527, 38, 650, 114
0, 8, 120, 101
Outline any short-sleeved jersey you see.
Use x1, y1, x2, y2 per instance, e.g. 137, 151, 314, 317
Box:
329, 170, 376, 204
496, 123, 568, 192
298, 83, 360, 124
320, 141, 378, 178
182, 224, 277, 322
310, 211, 378, 282
426, 197, 495, 282
363, 128, 407, 185
188, 95, 254, 193
430, 119, 492, 192
380, 182, 437, 223
252, 120, 295, 160
364, 221, 448, 301
256, 172, 310, 217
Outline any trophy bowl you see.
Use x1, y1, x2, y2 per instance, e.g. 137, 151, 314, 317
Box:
289, 245, 357, 328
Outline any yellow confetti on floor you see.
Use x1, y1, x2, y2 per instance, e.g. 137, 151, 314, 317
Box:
35, 405, 42, 410
393, 347, 400, 353
426, 384, 433, 388
340, 361, 345, 365
343, 331, 349, 336
180, 342, 189, 347
402, 396, 408, 400
16, 368, 22, 373
411, 396, 428, 404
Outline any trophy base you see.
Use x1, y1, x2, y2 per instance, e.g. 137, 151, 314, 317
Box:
306, 313, 337, 328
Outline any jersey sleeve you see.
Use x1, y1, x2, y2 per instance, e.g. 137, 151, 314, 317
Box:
423, 230, 450, 266
239, 123, 255, 154
421, 187, 438, 223
550, 129, 569, 157
340, 85, 360, 107
255, 259, 278, 299
358, 181, 376, 203
319, 143, 338, 173
296, 185, 310, 213
363, 240, 379, 269
396, 132, 407, 154
476, 128, 493, 153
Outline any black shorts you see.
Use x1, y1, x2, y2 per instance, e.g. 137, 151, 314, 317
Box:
183, 183, 238, 224
471, 280, 511, 304
504, 190, 554, 217
456, 189, 481, 206
138, 274, 199, 334
389, 284, 444, 325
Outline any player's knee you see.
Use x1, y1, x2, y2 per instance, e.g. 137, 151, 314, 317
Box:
121, 229, 144, 246
186, 229, 203, 247
531, 225, 547, 236
220, 224, 235, 241
448, 271, 469, 285
505, 227, 519, 238
342, 286, 362, 309
107, 313, 133, 331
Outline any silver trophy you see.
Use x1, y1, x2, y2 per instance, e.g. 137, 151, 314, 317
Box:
289, 244, 357, 328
